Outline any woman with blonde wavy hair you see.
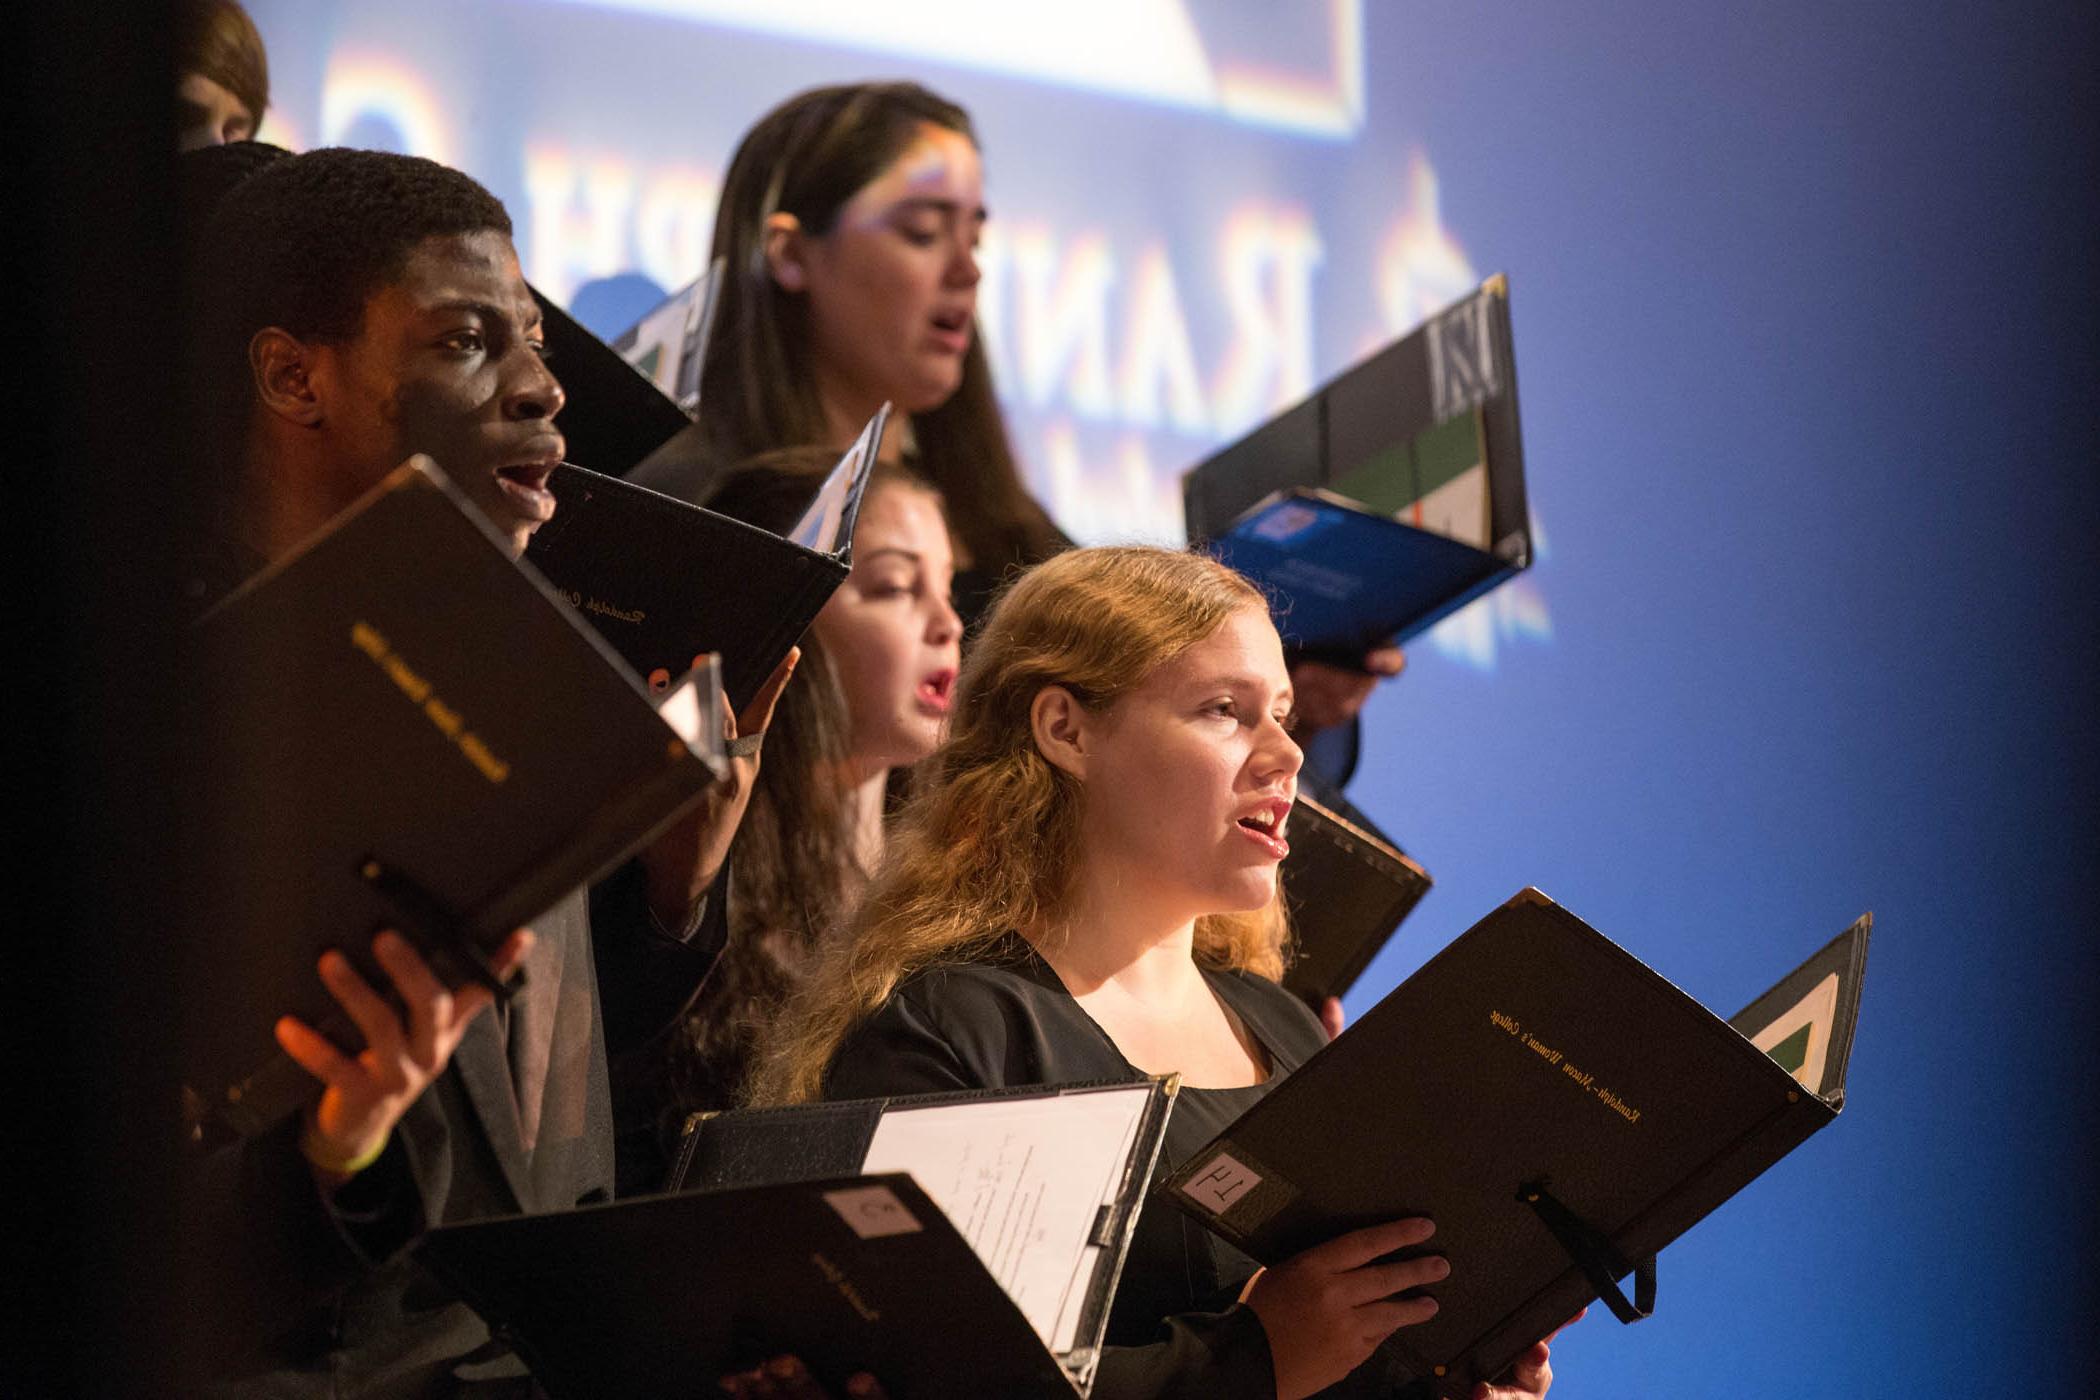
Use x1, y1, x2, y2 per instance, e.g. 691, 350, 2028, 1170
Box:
753, 547, 1565, 1400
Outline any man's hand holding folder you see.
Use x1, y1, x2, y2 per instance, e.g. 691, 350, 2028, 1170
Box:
717, 1353, 887, 1400
275, 926, 534, 1186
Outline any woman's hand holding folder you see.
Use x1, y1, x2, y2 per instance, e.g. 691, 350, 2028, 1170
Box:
1245, 1215, 1448, 1400
275, 926, 536, 1187
642, 648, 800, 930
1288, 643, 1406, 734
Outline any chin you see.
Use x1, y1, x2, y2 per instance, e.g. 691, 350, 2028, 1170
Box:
901, 367, 966, 414
873, 717, 943, 771
1206, 870, 1279, 915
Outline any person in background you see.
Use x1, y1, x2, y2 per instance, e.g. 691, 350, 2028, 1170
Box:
750, 546, 1572, 1400
176, 0, 269, 149
632, 81, 1064, 630
631, 79, 1398, 791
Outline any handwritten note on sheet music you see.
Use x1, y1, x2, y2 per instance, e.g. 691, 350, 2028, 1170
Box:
861, 1085, 1154, 1355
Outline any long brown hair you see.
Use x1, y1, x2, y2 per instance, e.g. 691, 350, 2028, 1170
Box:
750, 546, 1290, 1105
667, 449, 944, 1111
699, 81, 1062, 577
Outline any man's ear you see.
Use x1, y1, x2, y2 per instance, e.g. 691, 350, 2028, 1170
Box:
248, 327, 325, 428
1031, 685, 1091, 781
761, 212, 810, 293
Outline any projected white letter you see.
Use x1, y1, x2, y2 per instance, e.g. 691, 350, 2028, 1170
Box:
1118, 245, 1208, 436
633, 169, 720, 296
1376, 153, 1476, 337
1012, 229, 1116, 419
1211, 205, 1322, 436
521, 148, 637, 306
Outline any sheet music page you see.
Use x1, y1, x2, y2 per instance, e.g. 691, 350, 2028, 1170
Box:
860, 1084, 1154, 1354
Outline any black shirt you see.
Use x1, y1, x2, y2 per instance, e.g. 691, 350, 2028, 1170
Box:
824, 937, 1331, 1400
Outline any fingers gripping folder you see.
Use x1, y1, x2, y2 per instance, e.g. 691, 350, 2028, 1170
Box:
1156, 891, 1867, 1396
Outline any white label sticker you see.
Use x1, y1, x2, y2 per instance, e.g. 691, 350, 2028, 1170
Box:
1179, 1151, 1262, 1216
823, 1185, 923, 1240
1250, 500, 1320, 542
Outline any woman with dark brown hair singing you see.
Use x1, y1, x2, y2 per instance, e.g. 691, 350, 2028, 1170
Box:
621, 450, 963, 1178
633, 81, 1065, 629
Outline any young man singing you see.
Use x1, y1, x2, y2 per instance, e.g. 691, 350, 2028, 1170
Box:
183, 147, 800, 1397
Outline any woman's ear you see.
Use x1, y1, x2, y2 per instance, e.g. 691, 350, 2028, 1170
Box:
249, 327, 325, 428
1030, 685, 1089, 781
761, 212, 810, 292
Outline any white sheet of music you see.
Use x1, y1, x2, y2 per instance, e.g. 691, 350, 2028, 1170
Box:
860, 1084, 1154, 1355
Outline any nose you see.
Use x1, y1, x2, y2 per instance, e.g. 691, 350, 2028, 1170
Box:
927, 589, 964, 646
504, 340, 566, 424
1256, 713, 1303, 789
947, 234, 980, 290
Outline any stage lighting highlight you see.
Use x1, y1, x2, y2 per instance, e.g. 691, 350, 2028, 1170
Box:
319, 52, 454, 166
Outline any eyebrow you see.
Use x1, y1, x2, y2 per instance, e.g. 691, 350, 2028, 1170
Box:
1196, 673, 1293, 705
855, 547, 924, 566
423, 299, 545, 336
892, 196, 989, 221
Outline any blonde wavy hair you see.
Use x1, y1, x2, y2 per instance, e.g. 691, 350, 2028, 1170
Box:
750, 545, 1291, 1105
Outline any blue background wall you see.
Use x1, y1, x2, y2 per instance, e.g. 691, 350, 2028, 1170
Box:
249, 1, 2099, 1391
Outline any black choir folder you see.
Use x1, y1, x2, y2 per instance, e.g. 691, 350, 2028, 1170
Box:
528, 260, 724, 477
1281, 786, 1433, 1006
523, 405, 887, 710
1164, 888, 1869, 1400
419, 1080, 1178, 1399
183, 459, 727, 1137
530, 289, 689, 478
1184, 276, 1532, 659
611, 260, 724, 418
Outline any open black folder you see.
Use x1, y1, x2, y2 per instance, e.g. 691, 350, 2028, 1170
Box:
531, 288, 690, 478
1162, 888, 1869, 1399
1184, 276, 1532, 659
610, 260, 723, 418
523, 406, 886, 710
419, 1079, 1177, 1398
1280, 783, 1433, 1007
530, 262, 722, 478
182, 460, 727, 1137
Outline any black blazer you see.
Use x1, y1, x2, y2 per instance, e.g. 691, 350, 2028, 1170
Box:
191, 872, 720, 1398
824, 938, 1333, 1400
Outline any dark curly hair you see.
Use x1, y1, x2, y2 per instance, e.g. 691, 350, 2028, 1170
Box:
193, 147, 512, 462
206, 146, 511, 347
176, 138, 289, 241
